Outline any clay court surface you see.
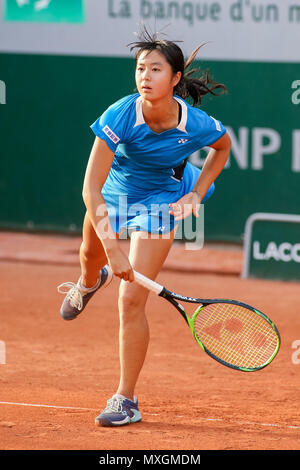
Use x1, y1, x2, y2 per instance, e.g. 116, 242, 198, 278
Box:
0, 232, 300, 451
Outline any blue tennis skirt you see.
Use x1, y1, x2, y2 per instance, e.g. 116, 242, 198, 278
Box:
101, 162, 215, 235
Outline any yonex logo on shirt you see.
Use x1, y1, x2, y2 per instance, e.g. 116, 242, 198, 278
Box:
103, 125, 120, 144
178, 138, 188, 144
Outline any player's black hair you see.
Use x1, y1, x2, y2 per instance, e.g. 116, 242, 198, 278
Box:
127, 25, 227, 106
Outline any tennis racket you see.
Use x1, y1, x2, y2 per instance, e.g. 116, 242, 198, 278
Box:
133, 270, 280, 372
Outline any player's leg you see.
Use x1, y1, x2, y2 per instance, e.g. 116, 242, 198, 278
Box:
58, 211, 114, 320
79, 210, 110, 287
95, 229, 176, 427
117, 230, 176, 398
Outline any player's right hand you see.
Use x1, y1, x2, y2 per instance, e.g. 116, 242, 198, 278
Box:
107, 248, 134, 282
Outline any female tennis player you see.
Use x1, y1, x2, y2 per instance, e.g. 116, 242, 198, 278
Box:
58, 28, 231, 427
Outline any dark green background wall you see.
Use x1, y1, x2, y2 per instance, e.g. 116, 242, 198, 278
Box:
0, 52, 299, 241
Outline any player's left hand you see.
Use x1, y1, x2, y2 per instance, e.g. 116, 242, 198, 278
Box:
169, 191, 201, 221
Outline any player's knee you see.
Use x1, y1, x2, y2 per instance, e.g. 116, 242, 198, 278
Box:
118, 289, 147, 323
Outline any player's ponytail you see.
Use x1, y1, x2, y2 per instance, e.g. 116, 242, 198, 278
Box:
174, 44, 227, 106
128, 25, 227, 106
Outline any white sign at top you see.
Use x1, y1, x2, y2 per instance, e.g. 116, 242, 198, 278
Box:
0, 0, 299, 62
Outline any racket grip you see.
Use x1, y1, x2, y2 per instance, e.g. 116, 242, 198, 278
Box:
133, 270, 164, 295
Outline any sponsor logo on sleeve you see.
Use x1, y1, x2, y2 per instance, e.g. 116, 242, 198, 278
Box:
103, 125, 120, 144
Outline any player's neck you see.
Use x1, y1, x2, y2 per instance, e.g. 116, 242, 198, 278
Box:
142, 96, 179, 132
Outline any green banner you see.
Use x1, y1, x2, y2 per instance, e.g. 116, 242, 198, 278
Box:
0, 53, 299, 241
243, 214, 300, 281
4, 0, 85, 23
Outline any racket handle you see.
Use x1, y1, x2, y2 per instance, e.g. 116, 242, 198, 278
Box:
133, 270, 164, 295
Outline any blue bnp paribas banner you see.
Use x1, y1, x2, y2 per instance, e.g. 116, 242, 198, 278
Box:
0, 0, 299, 243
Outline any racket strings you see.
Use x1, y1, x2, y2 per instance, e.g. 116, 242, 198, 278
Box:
193, 303, 279, 369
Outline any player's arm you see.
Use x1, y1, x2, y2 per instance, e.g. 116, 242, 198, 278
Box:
82, 136, 134, 281
192, 131, 231, 200
169, 132, 231, 221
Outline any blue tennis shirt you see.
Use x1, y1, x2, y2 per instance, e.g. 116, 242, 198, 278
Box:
90, 93, 226, 194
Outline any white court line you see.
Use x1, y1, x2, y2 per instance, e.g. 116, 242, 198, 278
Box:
1, 401, 300, 430
198, 417, 300, 430
0, 401, 97, 411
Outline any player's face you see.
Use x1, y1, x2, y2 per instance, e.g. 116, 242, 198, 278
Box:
135, 49, 181, 101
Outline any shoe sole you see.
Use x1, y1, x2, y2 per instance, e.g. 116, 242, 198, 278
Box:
95, 416, 142, 427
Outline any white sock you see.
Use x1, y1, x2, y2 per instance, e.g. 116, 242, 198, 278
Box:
114, 393, 135, 402
77, 265, 110, 292
78, 276, 100, 292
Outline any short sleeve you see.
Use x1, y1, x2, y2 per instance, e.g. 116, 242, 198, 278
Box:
90, 99, 126, 152
196, 112, 227, 148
